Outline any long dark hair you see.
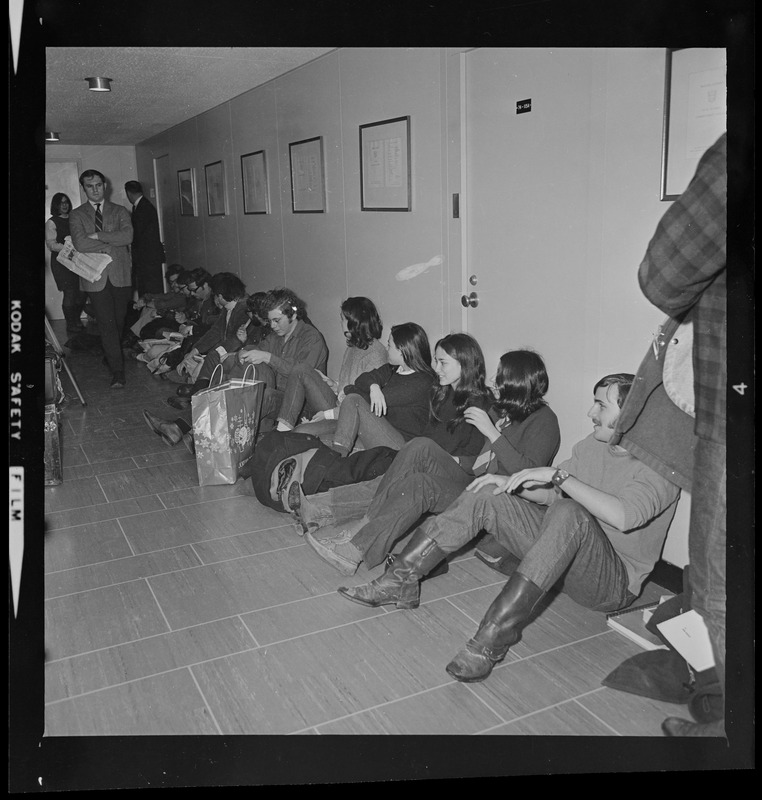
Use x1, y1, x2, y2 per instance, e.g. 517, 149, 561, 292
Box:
431, 333, 492, 431
341, 297, 383, 350
50, 193, 72, 216
389, 322, 436, 379
493, 349, 549, 423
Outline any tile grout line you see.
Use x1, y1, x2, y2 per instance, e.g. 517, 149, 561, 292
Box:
45, 591, 379, 668
144, 577, 174, 633
472, 689, 623, 736
186, 666, 225, 735
44, 534, 306, 591
115, 517, 138, 558
570, 693, 623, 736
44, 489, 281, 532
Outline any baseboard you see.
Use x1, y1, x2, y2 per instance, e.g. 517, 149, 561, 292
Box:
647, 559, 684, 595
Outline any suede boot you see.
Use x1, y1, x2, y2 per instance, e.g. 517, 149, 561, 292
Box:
446, 572, 545, 682
337, 528, 446, 610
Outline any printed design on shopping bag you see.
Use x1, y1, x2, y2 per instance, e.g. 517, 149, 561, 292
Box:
193, 408, 258, 461
230, 408, 258, 468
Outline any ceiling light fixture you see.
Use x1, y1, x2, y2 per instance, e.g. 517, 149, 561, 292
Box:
85, 76, 112, 92
45, 131, 60, 142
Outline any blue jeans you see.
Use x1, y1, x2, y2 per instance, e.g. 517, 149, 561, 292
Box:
422, 491, 636, 612
688, 437, 726, 699
278, 362, 338, 427
351, 437, 472, 568
332, 394, 407, 455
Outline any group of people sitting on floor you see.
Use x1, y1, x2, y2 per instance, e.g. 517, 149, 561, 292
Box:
141, 286, 680, 685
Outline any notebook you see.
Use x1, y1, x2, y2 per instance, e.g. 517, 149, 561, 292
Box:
606, 600, 669, 651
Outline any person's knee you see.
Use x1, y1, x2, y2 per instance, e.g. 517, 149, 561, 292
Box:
544, 498, 587, 524
290, 362, 311, 381
343, 393, 364, 409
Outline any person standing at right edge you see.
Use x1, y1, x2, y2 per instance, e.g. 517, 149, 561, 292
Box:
630, 133, 727, 737
69, 170, 134, 388
125, 180, 165, 296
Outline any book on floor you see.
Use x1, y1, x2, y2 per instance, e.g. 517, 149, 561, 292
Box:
656, 609, 716, 671
606, 598, 672, 651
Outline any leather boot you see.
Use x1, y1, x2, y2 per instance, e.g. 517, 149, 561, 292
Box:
142, 409, 183, 447
445, 572, 545, 682
337, 528, 447, 610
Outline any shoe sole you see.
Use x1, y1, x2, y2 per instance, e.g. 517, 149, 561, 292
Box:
305, 534, 359, 576
444, 666, 491, 683
336, 586, 419, 610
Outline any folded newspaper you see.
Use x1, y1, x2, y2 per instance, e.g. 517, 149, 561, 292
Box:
58, 236, 112, 282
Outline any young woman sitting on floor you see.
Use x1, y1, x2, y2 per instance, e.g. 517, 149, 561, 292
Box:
275, 296, 388, 438
322, 321, 438, 456
288, 332, 495, 537
304, 348, 561, 577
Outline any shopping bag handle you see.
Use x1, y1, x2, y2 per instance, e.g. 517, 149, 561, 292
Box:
241, 363, 256, 383
209, 363, 225, 388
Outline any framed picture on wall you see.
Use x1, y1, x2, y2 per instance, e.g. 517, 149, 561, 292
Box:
177, 168, 198, 216
241, 150, 270, 214
288, 136, 326, 213
204, 161, 228, 216
660, 47, 726, 200
360, 115, 411, 211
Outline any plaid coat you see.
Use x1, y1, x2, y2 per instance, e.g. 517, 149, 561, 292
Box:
637, 132, 727, 444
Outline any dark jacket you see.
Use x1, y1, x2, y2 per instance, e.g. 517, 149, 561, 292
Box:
242, 430, 397, 512
193, 299, 249, 356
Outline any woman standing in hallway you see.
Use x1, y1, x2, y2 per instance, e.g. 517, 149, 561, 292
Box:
45, 193, 86, 335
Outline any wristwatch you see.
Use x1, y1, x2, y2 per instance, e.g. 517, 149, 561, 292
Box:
552, 468, 571, 488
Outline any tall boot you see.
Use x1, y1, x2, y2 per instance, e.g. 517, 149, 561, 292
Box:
337, 528, 447, 610
445, 572, 545, 683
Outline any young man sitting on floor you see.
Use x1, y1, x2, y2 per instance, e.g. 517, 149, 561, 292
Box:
335, 372, 681, 684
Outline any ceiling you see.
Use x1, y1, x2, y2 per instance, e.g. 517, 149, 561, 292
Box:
45, 47, 336, 146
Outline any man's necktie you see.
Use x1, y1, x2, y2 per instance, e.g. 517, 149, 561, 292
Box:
95, 203, 103, 232
131, 204, 136, 215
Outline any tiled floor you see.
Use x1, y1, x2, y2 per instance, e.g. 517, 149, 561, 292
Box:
44, 320, 683, 736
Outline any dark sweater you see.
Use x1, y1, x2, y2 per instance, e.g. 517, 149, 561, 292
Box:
344, 364, 435, 441
420, 391, 490, 457
461, 403, 561, 476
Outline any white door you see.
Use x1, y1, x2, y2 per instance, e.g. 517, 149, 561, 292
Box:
461, 48, 601, 448
44, 161, 81, 319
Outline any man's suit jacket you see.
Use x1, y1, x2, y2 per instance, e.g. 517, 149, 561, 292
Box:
194, 299, 250, 356
69, 200, 133, 292
130, 197, 165, 271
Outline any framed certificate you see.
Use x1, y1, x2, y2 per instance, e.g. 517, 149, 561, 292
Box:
660, 48, 726, 200
177, 168, 198, 216
241, 150, 270, 214
360, 116, 411, 211
204, 160, 228, 216
288, 137, 326, 213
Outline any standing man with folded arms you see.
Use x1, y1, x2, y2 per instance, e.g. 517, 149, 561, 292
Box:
69, 169, 133, 388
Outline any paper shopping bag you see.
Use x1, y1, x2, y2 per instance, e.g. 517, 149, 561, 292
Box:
191, 365, 264, 485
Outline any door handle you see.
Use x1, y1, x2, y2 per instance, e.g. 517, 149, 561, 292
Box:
460, 292, 479, 308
